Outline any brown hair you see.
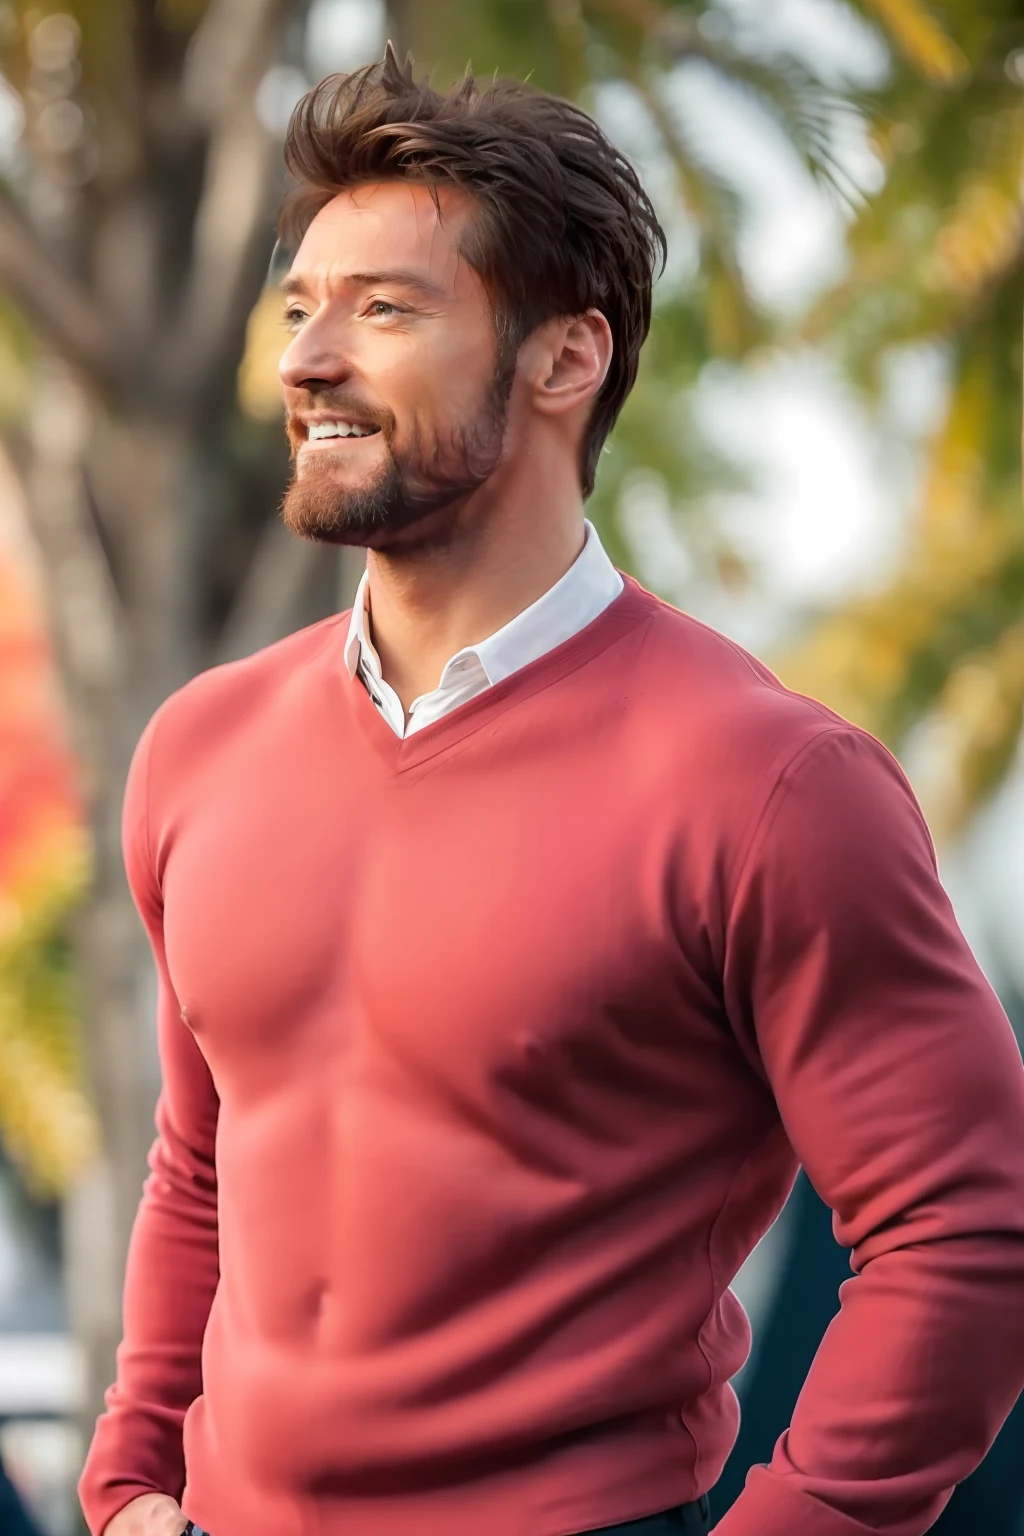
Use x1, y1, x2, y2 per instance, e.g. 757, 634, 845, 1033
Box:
279, 46, 666, 499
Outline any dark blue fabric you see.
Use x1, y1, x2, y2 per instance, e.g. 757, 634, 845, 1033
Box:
584, 1493, 711, 1533
183, 1495, 712, 1536
0, 1445, 45, 1536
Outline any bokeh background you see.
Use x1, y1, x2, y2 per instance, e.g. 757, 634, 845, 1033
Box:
1, 0, 1023, 1531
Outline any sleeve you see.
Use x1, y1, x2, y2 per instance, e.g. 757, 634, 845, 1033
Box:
77, 709, 221, 1536
712, 727, 1024, 1536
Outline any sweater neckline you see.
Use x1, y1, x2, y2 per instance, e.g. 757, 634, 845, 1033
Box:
326, 574, 655, 773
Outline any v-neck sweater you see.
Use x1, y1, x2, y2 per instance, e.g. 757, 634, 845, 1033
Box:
78, 577, 1024, 1536
344, 516, 623, 737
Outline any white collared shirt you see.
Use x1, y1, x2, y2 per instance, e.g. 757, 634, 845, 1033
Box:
343, 519, 624, 738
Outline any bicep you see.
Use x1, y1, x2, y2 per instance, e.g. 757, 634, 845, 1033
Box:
723, 728, 1024, 1261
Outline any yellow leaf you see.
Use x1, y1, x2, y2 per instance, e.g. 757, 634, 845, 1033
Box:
238, 287, 287, 424
862, 0, 970, 85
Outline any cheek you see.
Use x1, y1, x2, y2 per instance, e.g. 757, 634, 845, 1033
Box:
365, 324, 504, 442
423, 336, 503, 425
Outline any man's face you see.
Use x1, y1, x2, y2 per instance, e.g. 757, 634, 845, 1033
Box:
278, 181, 516, 549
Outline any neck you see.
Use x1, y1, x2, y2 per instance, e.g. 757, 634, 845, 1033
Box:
363, 458, 585, 713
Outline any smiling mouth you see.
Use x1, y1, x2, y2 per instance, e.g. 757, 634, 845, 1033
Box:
303, 421, 382, 444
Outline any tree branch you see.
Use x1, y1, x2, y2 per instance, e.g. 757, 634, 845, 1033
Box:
183, 0, 296, 128
0, 189, 124, 398
159, 0, 296, 412
583, 0, 721, 61
5, 367, 128, 802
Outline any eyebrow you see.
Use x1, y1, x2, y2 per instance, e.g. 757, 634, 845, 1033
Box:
279, 269, 449, 302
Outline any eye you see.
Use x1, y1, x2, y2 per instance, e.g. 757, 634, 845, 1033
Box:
282, 307, 308, 331
367, 300, 401, 318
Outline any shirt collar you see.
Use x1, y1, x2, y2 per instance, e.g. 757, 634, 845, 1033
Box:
344, 568, 380, 681
343, 519, 622, 687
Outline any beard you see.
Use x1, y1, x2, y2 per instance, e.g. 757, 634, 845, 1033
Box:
281, 339, 518, 551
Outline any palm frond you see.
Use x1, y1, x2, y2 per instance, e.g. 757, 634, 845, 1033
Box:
790, 81, 1024, 398
856, 0, 970, 85
696, 48, 868, 211
775, 348, 1024, 837
627, 67, 765, 356
583, 0, 868, 207
926, 103, 1024, 297
918, 622, 1024, 839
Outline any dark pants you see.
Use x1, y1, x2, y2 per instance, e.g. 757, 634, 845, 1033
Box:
0, 1447, 45, 1536
589, 1492, 709, 1529
184, 1497, 711, 1536
586, 1494, 711, 1533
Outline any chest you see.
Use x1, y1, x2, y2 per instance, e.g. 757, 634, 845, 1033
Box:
160, 725, 727, 1107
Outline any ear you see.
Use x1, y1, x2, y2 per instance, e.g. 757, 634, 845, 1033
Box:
528, 309, 613, 417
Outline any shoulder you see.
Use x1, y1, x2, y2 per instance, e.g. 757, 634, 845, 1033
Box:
130, 611, 350, 792
620, 590, 938, 971
630, 580, 852, 775
622, 581, 919, 868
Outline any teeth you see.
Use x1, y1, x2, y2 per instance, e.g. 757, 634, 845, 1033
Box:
307, 421, 377, 440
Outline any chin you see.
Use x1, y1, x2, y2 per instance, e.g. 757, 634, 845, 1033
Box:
280, 475, 463, 553
357, 504, 464, 553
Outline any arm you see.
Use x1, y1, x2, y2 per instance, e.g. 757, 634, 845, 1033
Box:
78, 712, 221, 1536
713, 727, 1024, 1536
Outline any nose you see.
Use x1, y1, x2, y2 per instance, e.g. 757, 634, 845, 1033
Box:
279, 314, 353, 393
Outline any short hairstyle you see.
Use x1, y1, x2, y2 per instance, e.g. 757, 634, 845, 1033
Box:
279, 45, 667, 499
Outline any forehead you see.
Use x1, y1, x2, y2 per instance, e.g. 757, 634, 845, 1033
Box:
291, 180, 476, 294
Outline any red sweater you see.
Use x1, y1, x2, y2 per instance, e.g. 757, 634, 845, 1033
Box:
79, 577, 1024, 1536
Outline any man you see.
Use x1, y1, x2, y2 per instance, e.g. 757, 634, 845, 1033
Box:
79, 45, 1024, 1536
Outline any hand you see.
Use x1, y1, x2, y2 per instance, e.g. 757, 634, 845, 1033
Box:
101, 1491, 189, 1536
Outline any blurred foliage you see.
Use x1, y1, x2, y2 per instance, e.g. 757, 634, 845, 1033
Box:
861, 0, 970, 82
780, 0, 1024, 838
0, 551, 98, 1197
